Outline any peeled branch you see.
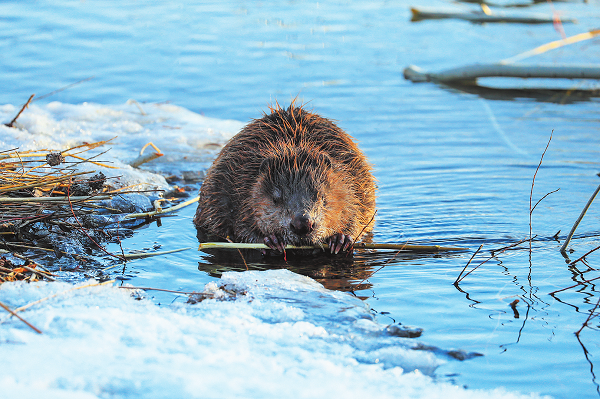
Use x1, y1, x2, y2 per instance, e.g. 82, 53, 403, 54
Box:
198, 241, 467, 253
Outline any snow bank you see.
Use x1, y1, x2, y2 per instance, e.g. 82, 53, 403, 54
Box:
0, 101, 244, 188
0, 270, 546, 399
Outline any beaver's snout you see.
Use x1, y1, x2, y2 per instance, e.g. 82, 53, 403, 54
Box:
290, 213, 314, 236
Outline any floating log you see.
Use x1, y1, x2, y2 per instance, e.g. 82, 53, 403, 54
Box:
404, 63, 600, 84
410, 6, 576, 24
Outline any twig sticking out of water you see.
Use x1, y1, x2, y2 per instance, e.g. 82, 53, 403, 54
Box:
348, 210, 377, 254
530, 131, 553, 251
454, 237, 532, 285
454, 244, 483, 285
4, 94, 35, 128
560, 182, 600, 255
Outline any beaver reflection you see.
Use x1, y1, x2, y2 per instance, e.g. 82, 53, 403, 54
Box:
197, 247, 379, 294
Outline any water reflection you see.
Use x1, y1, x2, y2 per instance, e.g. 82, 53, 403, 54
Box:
440, 81, 600, 104
197, 248, 452, 294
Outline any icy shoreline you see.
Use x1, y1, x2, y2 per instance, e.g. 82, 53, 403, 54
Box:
0, 270, 546, 399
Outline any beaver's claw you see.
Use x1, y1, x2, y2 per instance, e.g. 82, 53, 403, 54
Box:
264, 235, 286, 253
328, 233, 353, 254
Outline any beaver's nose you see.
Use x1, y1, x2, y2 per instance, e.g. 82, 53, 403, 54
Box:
290, 214, 314, 236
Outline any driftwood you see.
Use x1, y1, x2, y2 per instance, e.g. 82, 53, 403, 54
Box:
405, 30, 600, 86
404, 63, 600, 84
198, 242, 467, 253
410, 6, 576, 24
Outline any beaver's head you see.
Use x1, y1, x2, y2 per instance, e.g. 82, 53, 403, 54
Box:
246, 146, 354, 246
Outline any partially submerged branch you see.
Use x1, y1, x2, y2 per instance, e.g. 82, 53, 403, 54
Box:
404, 63, 600, 84
410, 6, 576, 24
561, 182, 600, 255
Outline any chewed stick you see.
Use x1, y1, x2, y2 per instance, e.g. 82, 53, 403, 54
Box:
198, 242, 467, 253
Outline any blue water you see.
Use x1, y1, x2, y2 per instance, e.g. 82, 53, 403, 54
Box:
2, 0, 600, 397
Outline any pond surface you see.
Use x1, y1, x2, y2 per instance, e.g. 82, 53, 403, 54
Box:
2, 0, 600, 397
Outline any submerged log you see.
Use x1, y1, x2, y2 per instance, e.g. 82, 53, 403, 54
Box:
404, 63, 600, 84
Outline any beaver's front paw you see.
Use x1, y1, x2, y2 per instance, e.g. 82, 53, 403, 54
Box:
327, 233, 353, 254
264, 235, 286, 253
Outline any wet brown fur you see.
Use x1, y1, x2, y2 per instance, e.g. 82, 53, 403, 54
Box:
193, 102, 376, 249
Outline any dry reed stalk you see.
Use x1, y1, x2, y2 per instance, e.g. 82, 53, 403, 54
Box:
0, 140, 161, 269
1, 280, 115, 319
119, 286, 212, 296
124, 196, 199, 220
121, 247, 191, 259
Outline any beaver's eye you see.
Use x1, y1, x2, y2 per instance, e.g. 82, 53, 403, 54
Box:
272, 188, 282, 204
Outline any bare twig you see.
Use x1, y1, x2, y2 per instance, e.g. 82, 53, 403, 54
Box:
0, 300, 42, 334
530, 132, 553, 250
129, 142, 164, 168
5, 94, 35, 128
455, 237, 532, 284
531, 188, 560, 213
455, 244, 483, 285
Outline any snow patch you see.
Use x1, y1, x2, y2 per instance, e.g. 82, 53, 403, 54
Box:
0, 270, 547, 399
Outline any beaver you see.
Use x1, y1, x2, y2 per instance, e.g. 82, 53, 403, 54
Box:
193, 103, 376, 255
